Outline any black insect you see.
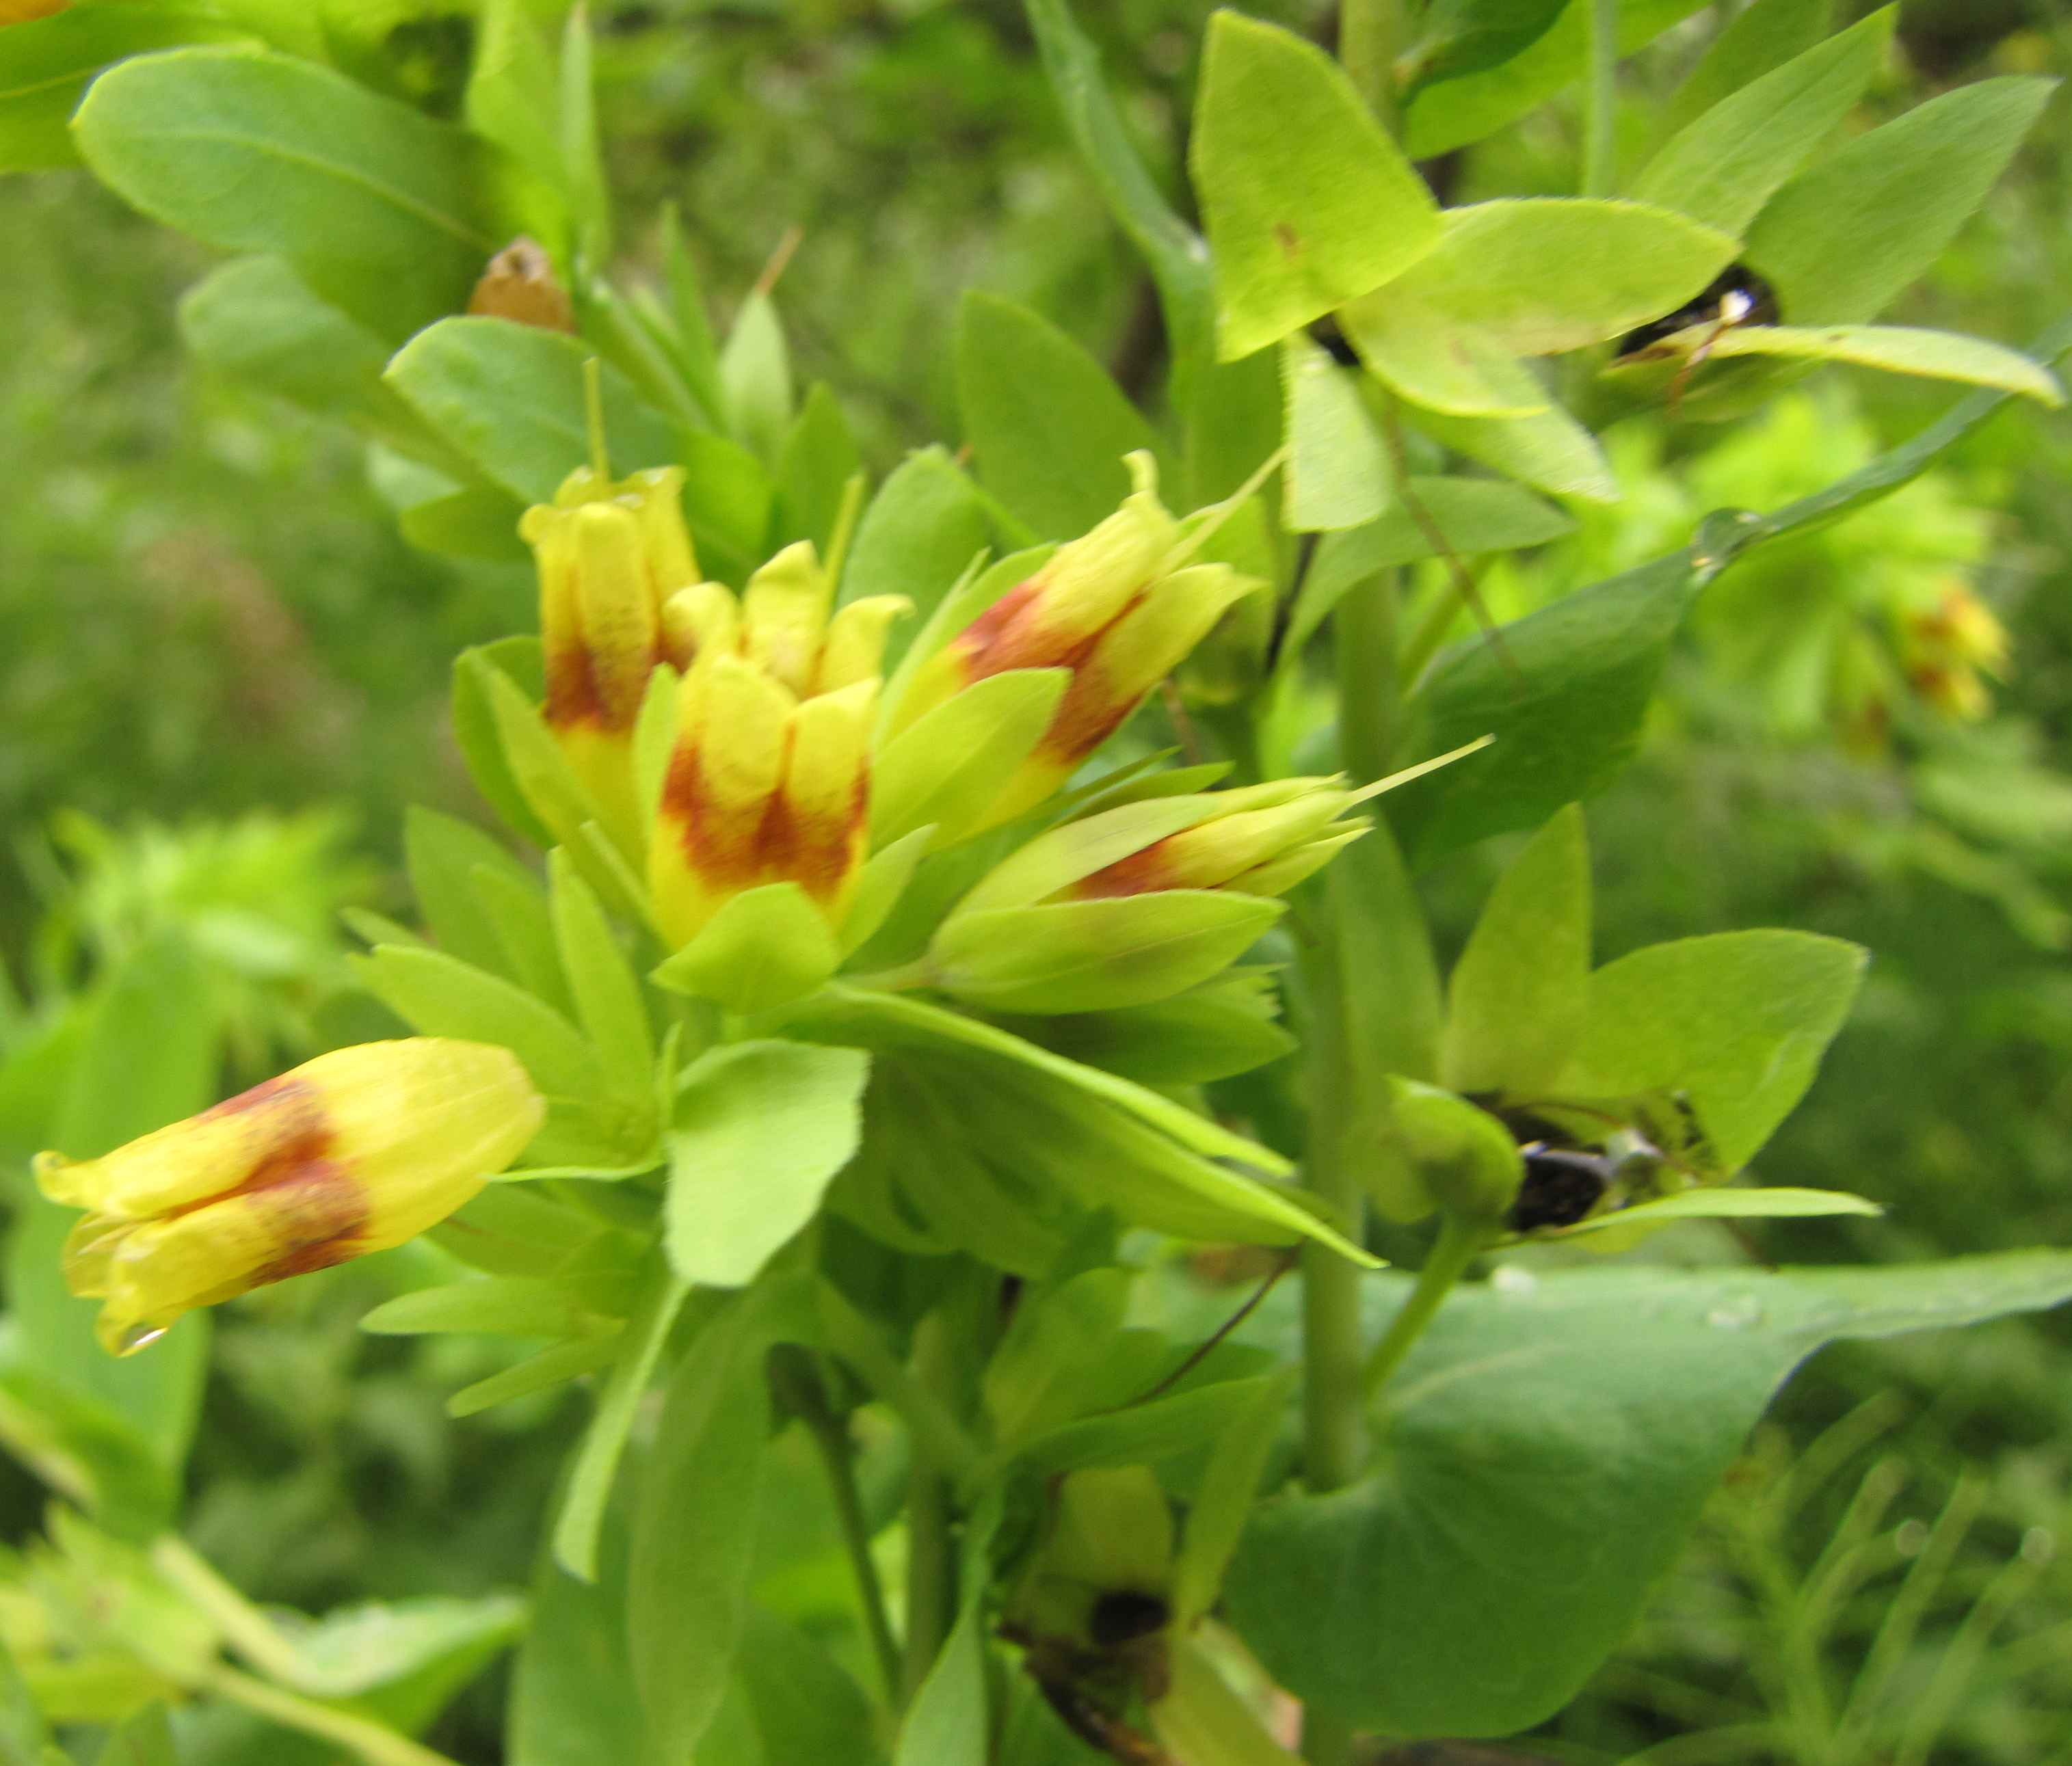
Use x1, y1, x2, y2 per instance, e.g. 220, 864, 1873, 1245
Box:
1089, 1590, 1171, 1648
1616, 265, 1780, 360
1506, 1145, 1617, 1233
1308, 314, 1361, 368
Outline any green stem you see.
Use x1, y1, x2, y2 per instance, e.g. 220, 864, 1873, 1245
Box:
1582, 0, 1619, 199
1340, 0, 1408, 135
902, 1310, 959, 1703
1362, 1213, 1483, 1400
204, 1665, 462, 1766
818, 1283, 985, 1488
1298, 929, 1366, 1498
1336, 577, 1399, 780
775, 1359, 904, 1704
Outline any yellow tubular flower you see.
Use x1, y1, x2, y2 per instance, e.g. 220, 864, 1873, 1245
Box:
648, 545, 906, 948
520, 466, 703, 850
887, 455, 1264, 833
35, 1040, 544, 1356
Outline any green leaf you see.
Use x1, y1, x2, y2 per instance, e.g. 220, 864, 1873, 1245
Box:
1708, 323, 2064, 405
354, 944, 607, 1103
72, 46, 494, 338
1560, 929, 1866, 1170
548, 850, 654, 1093
1439, 805, 1591, 1097
1191, 12, 1440, 362
957, 291, 1160, 541
649, 883, 841, 1015
773, 383, 862, 554
1013, 1373, 1284, 1479
665, 1041, 869, 1287
1654, 0, 1833, 147
0, 5, 250, 174
1746, 76, 2056, 323
838, 447, 989, 672
881, 548, 1048, 727
933, 894, 1284, 1015
1025, 0, 1216, 407
999, 970, 1297, 1086
721, 289, 795, 464
1405, 0, 1568, 91
1550, 1185, 1880, 1237
0, 1367, 177, 1542
1150, 1637, 1304, 1766
1286, 477, 1573, 658
1410, 392, 1618, 504
94, 1704, 176, 1766
1372, 199, 1740, 358
517, 1490, 644, 1765
1227, 1251, 2072, 1735
873, 669, 1070, 849
894, 1589, 987, 1766
789, 986, 1294, 1177
404, 805, 543, 983
10, 935, 215, 1486
466, 0, 562, 196
983, 1268, 1132, 1448
386, 317, 682, 506
1281, 335, 1391, 533
360, 1277, 613, 1341
178, 256, 425, 444
1171, 1371, 1297, 1629
558, 3, 610, 262
1403, 0, 1710, 158
841, 827, 935, 959
448, 1334, 623, 1417
452, 641, 555, 848
1632, 10, 1892, 238
1391, 550, 1699, 865
726, 1609, 884, 1766
678, 429, 775, 585
661, 206, 729, 432
1341, 298, 1548, 420
552, 1265, 698, 1581
472, 859, 573, 1017
628, 1284, 788, 1762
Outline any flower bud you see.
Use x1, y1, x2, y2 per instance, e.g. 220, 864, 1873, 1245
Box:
1898, 582, 2008, 723
520, 465, 703, 849
927, 779, 1368, 1013
1383, 1078, 1524, 1225
35, 1040, 544, 1356
648, 541, 909, 950
886, 455, 1264, 833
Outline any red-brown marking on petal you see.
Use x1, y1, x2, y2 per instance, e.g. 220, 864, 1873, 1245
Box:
198, 1073, 313, 1122
546, 636, 658, 735
1036, 658, 1148, 772
1069, 841, 1180, 900
250, 1157, 371, 1283
663, 734, 868, 907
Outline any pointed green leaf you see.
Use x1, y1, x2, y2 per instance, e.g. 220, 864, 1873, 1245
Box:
466, 0, 562, 195
1634, 10, 1893, 238
665, 1041, 869, 1287
1550, 1185, 1880, 1238
1404, 0, 1569, 92
1709, 323, 2063, 404
1171, 1370, 1298, 1629
873, 669, 1070, 849
842, 825, 935, 957
1282, 334, 1392, 533
719, 288, 793, 463
360, 1278, 612, 1340
774, 382, 864, 553
1341, 297, 1548, 420
1560, 930, 1866, 1171
453, 640, 555, 849
839, 448, 990, 677
404, 805, 543, 982
1439, 805, 1591, 1097
957, 291, 1161, 540
1192, 12, 1441, 361
558, 3, 611, 260
1747, 76, 2055, 323
650, 883, 840, 1014
448, 1334, 623, 1418
1654, 0, 1833, 147
1410, 392, 1619, 503
548, 850, 654, 1091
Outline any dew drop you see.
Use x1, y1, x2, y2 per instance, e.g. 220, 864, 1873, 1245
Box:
116, 1323, 166, 1355
1706, 1296, 1764, 1330
2022, 1526, 2056, 1566
1895, 1519, 1929, 1557
1491, 1265, 1538, 1296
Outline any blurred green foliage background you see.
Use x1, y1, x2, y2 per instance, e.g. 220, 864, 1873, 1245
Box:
5, 1, 2072, 1759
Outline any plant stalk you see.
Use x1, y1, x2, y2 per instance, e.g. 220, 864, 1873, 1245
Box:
901, 1308, 959, 1704
1362, 1212, 1484, 1400
1583, 0, 1620, 199
204, 1665, 462, 1766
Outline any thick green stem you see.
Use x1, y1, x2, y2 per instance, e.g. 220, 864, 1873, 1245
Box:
1362, 1213, 1485, 1400
1582, 0, 1619, 198
1299, 929, 1366, 1499
1336, 578, 1399, 781
901, 1309, 959, 1704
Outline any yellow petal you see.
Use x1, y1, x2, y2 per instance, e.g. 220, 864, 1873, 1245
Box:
816, 597, 910, 693
740, 542, 832, 697
570, 503, 663, 730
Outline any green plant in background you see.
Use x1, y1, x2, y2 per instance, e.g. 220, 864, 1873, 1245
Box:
3, 1, 2072, 1764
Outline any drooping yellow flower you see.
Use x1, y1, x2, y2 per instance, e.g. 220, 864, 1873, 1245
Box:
520, 466, 704, 850
35, 1040, 544, 1355
649, 541, 908, 948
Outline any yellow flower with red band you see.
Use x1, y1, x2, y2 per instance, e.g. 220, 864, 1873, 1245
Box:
35, 1040, 543, 1355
